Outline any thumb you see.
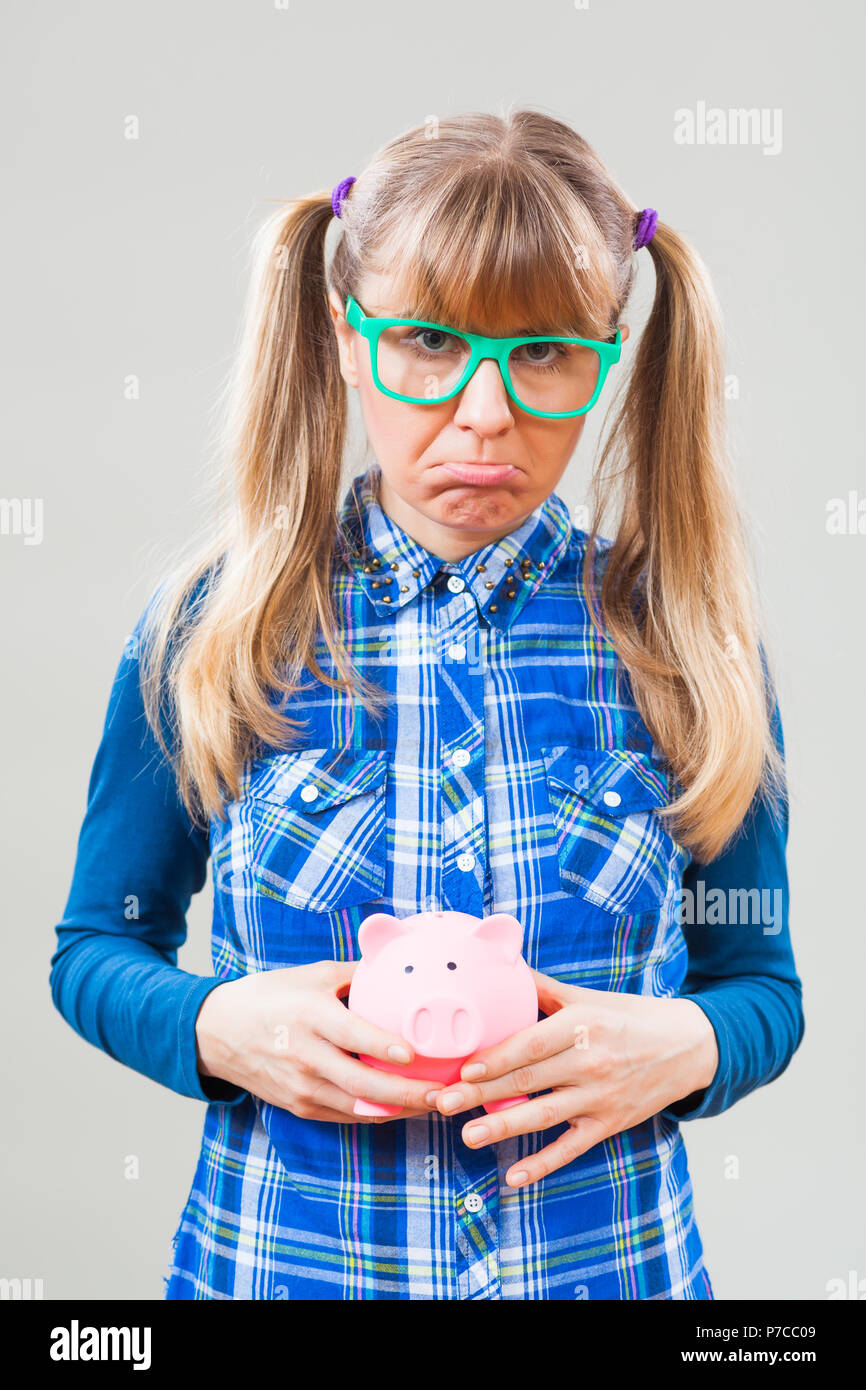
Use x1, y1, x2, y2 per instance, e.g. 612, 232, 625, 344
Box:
330, 958, 360, 997
531, 968, 575, 1015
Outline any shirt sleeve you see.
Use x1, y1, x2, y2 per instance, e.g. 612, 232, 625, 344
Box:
49, 585, 249, 1106
659, 691, 805, 1122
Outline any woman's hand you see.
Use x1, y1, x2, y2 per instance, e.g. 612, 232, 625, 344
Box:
194, 961, 445, 1124
433, 969, 720, 1188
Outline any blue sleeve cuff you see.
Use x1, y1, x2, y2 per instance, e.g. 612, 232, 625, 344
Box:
659, 993, 734, 1122
659, 977, 805, 1123
179, 976, 250, 1106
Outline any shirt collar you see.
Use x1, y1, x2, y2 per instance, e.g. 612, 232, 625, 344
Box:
335, 463, 573, 634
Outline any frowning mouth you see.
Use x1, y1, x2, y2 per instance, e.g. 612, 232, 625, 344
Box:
440, 462, 518, 485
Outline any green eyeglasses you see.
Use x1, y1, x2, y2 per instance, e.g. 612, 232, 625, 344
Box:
344, 293, 621, 419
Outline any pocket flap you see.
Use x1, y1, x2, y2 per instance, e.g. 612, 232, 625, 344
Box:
244, 746, 388, 812
541, 745, 670, 815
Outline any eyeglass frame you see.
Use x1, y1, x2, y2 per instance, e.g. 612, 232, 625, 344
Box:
344, 293, 622, 419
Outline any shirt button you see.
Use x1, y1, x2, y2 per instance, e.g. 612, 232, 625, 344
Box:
447, 642, 466, 660
456, 852, 476, 872
464, 1193, 485, 1213
300, 784, 319, 802
602, 790, 622, 807
446, 575, 466, 593
452, 749, 470, 767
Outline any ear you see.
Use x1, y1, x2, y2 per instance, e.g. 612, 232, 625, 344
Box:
328, 289, 360, 388
357, 912, 413, 963
468, 913, 524, 964
327, 288, 344, 326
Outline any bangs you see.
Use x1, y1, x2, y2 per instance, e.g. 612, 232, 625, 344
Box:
368, 160, 619, 342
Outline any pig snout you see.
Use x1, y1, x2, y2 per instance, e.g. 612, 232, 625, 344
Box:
402, 995, 483, 1056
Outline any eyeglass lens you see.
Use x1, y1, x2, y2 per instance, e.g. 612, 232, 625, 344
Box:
375, 324, 602, 411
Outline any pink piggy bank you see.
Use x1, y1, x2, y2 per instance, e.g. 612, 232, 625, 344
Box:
347, 909, 538, 1117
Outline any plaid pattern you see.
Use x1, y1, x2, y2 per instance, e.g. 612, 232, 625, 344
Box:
165, 462, 714, 1300
542, 747, 675, 915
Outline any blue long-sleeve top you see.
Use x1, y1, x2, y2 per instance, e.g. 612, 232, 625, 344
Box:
50, 496, 804, 1125
50, 467, 807, 1300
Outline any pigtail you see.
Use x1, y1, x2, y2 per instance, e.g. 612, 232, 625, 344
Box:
140, 192, 388, 824
585, 219, 787, 861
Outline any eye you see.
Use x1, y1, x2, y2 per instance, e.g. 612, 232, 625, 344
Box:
419, 329, 451, 351
446, 961, 457, 970
404, 964, 414, 973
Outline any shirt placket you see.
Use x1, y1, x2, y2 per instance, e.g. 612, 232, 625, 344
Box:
434, 560, 502, 1299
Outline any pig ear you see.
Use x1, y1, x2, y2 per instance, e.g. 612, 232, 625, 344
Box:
358, 912, 413, 963
469, 914, 524, 964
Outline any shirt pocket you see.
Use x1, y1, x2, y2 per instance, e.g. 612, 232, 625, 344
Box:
541, 745, 674, 916
238, 746, 388, 913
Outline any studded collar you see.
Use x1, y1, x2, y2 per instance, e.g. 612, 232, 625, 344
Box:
335, 463, 573, 633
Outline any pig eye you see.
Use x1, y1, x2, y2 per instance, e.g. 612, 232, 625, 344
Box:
446, 961, 457, 970
404, 965, 414, 973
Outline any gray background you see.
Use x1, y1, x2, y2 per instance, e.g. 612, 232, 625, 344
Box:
2, 0, 863, 1300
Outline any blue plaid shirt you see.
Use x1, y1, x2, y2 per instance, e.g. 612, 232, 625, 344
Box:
51, 461, 804, 1299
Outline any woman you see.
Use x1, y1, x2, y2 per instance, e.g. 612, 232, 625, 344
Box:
50, 108, 804, 1299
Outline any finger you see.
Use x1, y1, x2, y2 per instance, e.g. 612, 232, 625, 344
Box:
440, 1013, 580, 1112
502, 1114, 608, 1188
307, 1086, 434, 1122
530, 970, 596, 1016
279, 1074, 431, 1124
306, 1035, 446, 1112
303, 1103, 384, 1124
273, 1087, 382, 1124
314, 991, 420, 1071
529, 968, 570, 1016
322, 959, 360, 998
297, 1103, 420, 1125
437, 1046, 584, 1115
458, 1086, 586, 1151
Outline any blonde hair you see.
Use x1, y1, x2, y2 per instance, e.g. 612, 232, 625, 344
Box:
139, 105, 786, 864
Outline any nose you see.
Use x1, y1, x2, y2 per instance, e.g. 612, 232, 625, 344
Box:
402, 995, 483, 1057
453, 358, 514, 431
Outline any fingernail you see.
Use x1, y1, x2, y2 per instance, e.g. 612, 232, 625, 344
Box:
462, 1063, 486, 1080
465, 1124, 489, 1144
388, 1044, 411, 1063
440, 1091, 463, 1111
425, 1090, 442, 1106
510, 1170, 529, 1186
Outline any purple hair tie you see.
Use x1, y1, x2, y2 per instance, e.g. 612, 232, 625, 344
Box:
633, 207, 658, 250
331, 176, 356, 219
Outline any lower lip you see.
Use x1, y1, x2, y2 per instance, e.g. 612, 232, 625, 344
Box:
440, 463, 518, 485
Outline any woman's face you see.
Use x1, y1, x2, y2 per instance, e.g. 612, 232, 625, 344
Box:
329, 270, 628, 561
